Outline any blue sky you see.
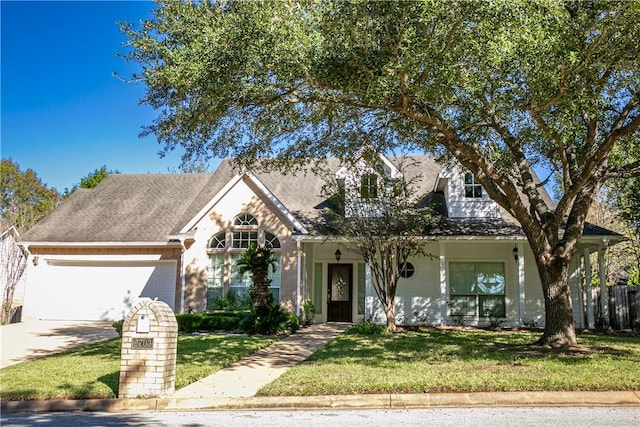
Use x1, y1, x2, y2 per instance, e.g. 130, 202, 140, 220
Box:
2, 1, 203, 193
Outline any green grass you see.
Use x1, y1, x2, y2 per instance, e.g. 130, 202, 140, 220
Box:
0, 334, 276, 401
258, 329, 640, 396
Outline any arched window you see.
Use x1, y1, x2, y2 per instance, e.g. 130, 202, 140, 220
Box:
232, 214, 258, 249
209, 231, 226, 249
264, 231, 281, 249
234, 213, 258, 226
207, 212, 283, 309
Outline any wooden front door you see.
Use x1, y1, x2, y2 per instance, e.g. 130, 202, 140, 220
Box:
327, 264, 352, 322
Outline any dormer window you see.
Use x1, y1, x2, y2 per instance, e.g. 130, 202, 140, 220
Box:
464, 172, 483, 198
360, 174, 378, 199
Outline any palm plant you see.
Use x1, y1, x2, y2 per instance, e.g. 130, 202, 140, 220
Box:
237, 243, 277, 310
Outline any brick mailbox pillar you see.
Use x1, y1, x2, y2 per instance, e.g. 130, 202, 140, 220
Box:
118, 298, 178, 398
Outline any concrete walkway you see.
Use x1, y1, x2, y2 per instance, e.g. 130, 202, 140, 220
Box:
172, 322, 350, 398
0, 320, 118, 369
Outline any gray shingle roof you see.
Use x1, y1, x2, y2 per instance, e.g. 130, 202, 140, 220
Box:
22, 174, 215, 242
21, 155, 621, 243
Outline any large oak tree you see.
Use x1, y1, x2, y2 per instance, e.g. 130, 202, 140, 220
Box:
123, 0, 640, 347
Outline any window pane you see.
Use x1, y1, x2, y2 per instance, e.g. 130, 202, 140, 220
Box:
234, 213, 257, 226
465, 186, 475, 197
206, 254, 224, 310
268, 255, 281, 303
449, 296, 476, 316
449, 262, 476, 294
209, 231, 225, 249
480, 295, 506, 318
464, 172, 474, 185
265, 231, 281, 249
230, 254, 251, 298
232, 231, 258, 248
476, 262, 505, 295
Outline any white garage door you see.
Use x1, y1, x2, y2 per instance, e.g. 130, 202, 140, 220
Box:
24, 260, 177, 321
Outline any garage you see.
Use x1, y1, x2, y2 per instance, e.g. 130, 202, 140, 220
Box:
22, 259, 177, 321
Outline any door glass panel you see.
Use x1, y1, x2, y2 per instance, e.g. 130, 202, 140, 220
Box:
331, 266, 349, 302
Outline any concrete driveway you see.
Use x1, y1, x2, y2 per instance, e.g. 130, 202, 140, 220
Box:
0, 320, 118, 369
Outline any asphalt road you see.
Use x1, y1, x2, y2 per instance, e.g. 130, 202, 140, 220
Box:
2, 407, 639, 427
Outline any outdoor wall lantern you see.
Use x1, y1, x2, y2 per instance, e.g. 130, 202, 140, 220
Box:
32, 256, 39, 267
512, 246, 519, 262
334, 249, 342, 263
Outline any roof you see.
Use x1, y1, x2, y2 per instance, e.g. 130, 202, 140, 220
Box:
21, 174, 216, 242
20, 155, 622, 244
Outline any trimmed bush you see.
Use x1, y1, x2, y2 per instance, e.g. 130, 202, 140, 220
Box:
175, 311, 245, 333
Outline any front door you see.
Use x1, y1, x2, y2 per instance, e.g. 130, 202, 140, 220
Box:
327, 263, 352, 322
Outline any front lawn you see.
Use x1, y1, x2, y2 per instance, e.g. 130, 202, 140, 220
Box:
258, 328, 640, 396
0, 334, 276, 401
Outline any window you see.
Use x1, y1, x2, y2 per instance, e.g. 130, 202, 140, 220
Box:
399, 262, 415, 279
268, 254, 281, 302
230, 254, 252, 299
209, 231, 225, 249
232, 231, 258, 248
265, 232, 281, 249
360, 174, 378, 199
206, 254, 224, 310
449, 262, 505, 318
234, 213, 257, 226
464, 172, 483, 198
207, 214, 282, 305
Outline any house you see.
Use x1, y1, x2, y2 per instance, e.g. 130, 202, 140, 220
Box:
19, 154, 621, 328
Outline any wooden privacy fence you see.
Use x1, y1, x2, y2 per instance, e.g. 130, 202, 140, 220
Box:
593, 285, 640, 330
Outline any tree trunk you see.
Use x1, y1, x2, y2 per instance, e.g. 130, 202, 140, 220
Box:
384, 303, 397, 332
384, 286, 398, 332
251, 269, 270, 310
535, 258, 578, 347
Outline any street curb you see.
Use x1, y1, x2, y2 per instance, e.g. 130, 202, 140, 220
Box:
3, 391, 640, 413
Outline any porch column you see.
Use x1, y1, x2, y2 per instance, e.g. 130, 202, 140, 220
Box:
439, 241, 447, 325
598, 243, 609, 326
517, 242, 525, 327
295, 238, 302, 317
365, 263, 372, 320
584, 248, 594, 329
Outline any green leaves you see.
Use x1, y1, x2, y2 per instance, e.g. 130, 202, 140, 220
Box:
0, 159, 60, 233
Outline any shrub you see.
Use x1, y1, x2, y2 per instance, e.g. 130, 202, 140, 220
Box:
240, 303, 299, 335
210, 291, 252, 311
302, 298, 315, 326
346, 321, 388, 335
175, 312, 244, 333
112, 319, 123, 337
